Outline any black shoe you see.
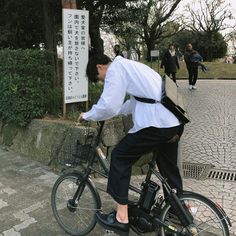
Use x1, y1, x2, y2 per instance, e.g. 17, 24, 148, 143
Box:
95, 210, 129, 235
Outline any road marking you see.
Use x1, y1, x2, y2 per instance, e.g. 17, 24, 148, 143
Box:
1, 201, 46, 235
0, 199, 8, 209
0, 188, 16, 195
2, 228, 21, 236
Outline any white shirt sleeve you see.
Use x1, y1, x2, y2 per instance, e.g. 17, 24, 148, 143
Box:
83, 64, 128, 121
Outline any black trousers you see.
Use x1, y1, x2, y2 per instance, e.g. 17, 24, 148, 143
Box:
107, 126, 183, 205
166, 71, 177, 83
187, 66, 198, 85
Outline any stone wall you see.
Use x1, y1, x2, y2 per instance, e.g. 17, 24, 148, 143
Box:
0, 119, 89, 164
0, 116, 132, 164
0, 116, 153, 174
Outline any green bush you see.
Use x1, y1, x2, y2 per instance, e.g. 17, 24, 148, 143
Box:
0, 49, 60, 126
88, 82, 103, 107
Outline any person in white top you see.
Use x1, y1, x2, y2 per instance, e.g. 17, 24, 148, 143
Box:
78, 54, 184, 235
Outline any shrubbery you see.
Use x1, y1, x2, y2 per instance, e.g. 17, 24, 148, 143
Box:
0, 49, 61, 126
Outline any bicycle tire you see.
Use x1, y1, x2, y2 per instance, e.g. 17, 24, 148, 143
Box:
159, 191, 230, 236
51, 172, 101, 236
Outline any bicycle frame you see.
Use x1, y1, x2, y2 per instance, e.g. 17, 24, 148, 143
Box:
51, 121, 231, 236
81, 121, 172, 197
76, 121, 196, 233
81, 123, 179, 207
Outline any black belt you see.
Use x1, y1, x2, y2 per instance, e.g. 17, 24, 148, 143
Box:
133, 96, 159, 104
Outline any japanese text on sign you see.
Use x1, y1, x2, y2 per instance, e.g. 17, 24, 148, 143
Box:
63, 9, 89, 104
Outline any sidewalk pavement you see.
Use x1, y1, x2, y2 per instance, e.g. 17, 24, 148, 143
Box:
0, 80, 235, 236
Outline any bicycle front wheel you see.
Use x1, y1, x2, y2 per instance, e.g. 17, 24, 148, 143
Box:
51, 172, 101, 236
160, 192, 230, 236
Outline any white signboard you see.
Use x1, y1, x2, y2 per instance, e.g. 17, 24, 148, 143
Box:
63, 9, 89, 104
151, 50, 159, 57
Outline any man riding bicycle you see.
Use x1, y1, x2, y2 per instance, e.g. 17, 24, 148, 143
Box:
78, 54, 184, 235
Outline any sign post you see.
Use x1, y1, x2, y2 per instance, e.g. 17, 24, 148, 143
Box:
150, 50, 160, 71
61, 0, 77, 9
62, 8, 89, 118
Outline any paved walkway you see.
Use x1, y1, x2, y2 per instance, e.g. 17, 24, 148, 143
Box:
0, 80, 235, 236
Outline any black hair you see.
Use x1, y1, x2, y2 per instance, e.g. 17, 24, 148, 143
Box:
89, 46, 99, 58
86, 54, 112, 83
115, 44, 120, 47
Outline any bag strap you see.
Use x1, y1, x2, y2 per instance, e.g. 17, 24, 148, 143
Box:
133, 76, 167, 104
133, 96, 160, 104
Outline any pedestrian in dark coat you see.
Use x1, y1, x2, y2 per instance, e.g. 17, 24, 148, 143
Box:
184, 43, 200, 90
161, 44, 180, 84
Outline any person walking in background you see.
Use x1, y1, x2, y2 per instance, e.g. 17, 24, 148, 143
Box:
114, 44, 124, 58
129, 47, 139, 61
190, 50, 208, 73
184, 43, 199, 90
160, 44, 180, 85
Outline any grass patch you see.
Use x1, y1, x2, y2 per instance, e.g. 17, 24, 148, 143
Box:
145, 60, 236, 79
43, 60, 236, 121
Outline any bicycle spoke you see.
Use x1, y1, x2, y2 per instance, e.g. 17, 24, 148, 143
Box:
51, 173, 100, 236
160, 193, 229, 236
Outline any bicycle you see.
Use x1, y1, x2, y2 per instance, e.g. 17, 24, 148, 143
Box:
51, 121, 231, 236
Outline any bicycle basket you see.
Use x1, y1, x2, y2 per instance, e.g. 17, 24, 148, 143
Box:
51, 131, 95, 168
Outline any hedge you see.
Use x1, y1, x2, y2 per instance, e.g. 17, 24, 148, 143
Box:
0, 49, 61, 126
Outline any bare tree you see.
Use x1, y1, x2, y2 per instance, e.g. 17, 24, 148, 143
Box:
136, 0, 182, 60
104, 0, 182, 60
183, 0, 234, 60
227, 27, 236, 53
184, 0, 233, 33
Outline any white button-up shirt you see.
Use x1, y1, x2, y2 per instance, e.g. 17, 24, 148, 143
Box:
83, 56, 180, 133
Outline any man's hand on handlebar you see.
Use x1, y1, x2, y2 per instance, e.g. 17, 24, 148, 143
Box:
78, 112, 84, 123
75, 112, 85, 126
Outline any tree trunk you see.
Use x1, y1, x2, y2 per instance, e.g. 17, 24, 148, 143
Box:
146, 40, 156, 62
89, 26, 104, 54
42, 0, 59, 87
89, 10, 104, 54
61, 0, 76, 9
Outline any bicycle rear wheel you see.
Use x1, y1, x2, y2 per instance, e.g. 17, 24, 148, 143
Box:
51, 172, 101, 236
160, 192, 230, 236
